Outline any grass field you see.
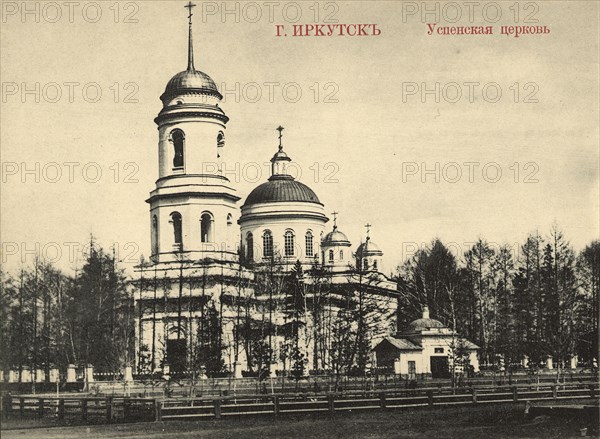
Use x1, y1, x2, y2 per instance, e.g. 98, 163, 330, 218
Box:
2, 399, 597, 438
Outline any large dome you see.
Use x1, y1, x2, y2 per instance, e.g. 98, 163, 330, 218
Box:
244, 175, 321, 207
162, 69, 222, 100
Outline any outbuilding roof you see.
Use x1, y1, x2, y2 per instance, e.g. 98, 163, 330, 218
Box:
378, 336, 423, 351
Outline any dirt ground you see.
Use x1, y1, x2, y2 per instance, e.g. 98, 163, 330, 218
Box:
2, 399, 598, 438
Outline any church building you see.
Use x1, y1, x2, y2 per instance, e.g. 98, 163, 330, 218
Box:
134, 4, 401, 378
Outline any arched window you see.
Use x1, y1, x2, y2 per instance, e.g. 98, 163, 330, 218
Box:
263, 230, 273, 258
217, 131, 225, 159
340, 250, 344, 260
227, 213, 233, 227
152, 215, 159, 254
171, 129, 185, 168
373, 260, 378, 270
305, 231, 314, 257
328, 249, 334, 263
170, 212, 183, 249
284, 230, 295, 257
363, 259, 368, 271
246, 232, 254, 260
200, 212, 214, 243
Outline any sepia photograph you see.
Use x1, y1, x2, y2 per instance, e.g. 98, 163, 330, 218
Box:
0, 1, 599, 437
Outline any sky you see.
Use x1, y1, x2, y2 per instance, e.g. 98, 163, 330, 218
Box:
1, 1, 599, 276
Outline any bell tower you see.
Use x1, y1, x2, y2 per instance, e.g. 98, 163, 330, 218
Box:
147, 2, 240, 263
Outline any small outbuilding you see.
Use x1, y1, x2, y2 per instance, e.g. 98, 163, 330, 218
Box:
373, 307, 479, 378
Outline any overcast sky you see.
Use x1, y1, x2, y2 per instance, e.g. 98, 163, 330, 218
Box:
1, 1, 598, 275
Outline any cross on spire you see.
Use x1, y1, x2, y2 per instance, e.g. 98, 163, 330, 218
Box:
185, 1, 196, 23
331, 211, 339, 229
185, 2, 197, 71
365, 223, 372, 240
276, 125, 284, 151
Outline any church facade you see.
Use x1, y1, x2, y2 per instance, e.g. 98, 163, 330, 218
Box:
133, 6, 399, 377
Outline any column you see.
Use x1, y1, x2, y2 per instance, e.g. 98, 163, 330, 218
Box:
85, 364, 94, 383
66, 364, 77, 383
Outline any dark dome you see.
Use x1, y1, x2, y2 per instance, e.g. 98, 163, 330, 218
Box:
162, 69, 221, 100
407, 318, 445, 332
244, 175, 321, 206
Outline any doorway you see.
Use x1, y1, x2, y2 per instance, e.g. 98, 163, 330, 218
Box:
166, 338, 187, 373
430, 356, 449, 378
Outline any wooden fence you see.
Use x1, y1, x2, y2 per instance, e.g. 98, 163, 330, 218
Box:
5, 381, 596, 423
155, 381, 599, 421
89, 372, 599, 398
3, 395, 156, 423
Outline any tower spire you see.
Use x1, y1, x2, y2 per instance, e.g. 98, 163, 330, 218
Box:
185, 2, 196, 71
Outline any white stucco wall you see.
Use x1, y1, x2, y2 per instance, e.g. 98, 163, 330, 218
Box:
239, 201, 327, 265
381, 334, 479, 376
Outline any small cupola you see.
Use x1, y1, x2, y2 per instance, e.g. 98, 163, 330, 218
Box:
355, 223, 383, 272
271, 125, 292, 178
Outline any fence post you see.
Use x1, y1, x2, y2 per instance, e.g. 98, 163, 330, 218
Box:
2, 393, 13, 420
106, 397, 113, 423
58, 399, 65, 420
327, 393, 335, 413
213, 399, 221, 419
154, 400, 162, 422
512, 386, 518, 402
471, 388, 478, 404
19, 397, 24, 416
37, 398, 44, 418
427, 390, 434, 406
273, 395, 280, 416
81, 399, 88, 421
589, 384, 596, 399
123, 397, 131, 420
552, 384, 557, 399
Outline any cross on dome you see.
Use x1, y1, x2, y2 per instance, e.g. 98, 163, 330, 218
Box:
331, 211, 339, 229
276, 125, 284, 151
365, 223, 372, 240
185, 2, 197, 71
